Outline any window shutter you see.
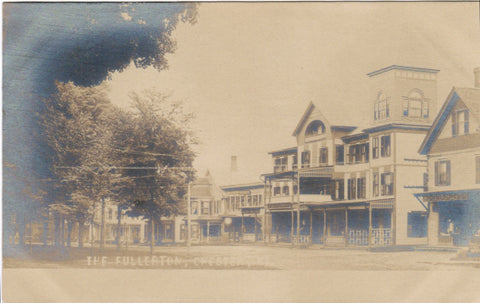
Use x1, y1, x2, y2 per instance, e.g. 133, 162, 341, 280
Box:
446, 161, 451, 186
464, 110, 469, 134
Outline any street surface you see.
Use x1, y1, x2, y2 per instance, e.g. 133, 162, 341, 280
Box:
4, 244, 480, 303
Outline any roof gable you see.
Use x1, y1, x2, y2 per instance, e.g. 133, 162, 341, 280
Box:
419, 87, 480, 155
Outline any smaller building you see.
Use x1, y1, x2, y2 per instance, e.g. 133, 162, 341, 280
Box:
182, 171, 224, 244
418, 72, 480, 246
221, 182, 265, 242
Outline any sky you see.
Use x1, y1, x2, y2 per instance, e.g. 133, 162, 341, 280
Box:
105, 2, 480, 186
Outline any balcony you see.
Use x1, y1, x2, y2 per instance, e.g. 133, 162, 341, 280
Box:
274, 165, 288, 173
269, 194, 333, 204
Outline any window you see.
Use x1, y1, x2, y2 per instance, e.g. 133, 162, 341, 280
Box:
373, 173, 379, 197
253, 195, 258, 205
282, 186, 289, 196
201, 201, 210, 215
348, 143, 369, 164
301, 151, 311, 168
274, 186, 281, 196
435, 160, 450, 186
305, 120, 326, 137
374, 92, 390, 121
333, 179, 344, 200
452, 110, 469, 136
372, 137, 379, 159
381, 135, 391, 157
407, 212, 427, 237
476, 156, 480, 184
403, 90, 429, 118
241, 196, 245, 207
336, 145, 344, 165
319, 147, 328, 165
292, 155, 298, 170
274, 157, 288, 173
108, 209, 113, 220
348, 178, 356, 200
191, 201, 198, 215
357, 177, 366, 199
293, 185, 298, 195
258, 195, 262, 204
361, 143, 369, 162
381, 173, 394, 196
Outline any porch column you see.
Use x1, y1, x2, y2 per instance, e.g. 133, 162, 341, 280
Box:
254, 212, 258, 242
428, 203, 439, 246
344, 208, 348, 246
207, 221, 210, 244
241, 214, 244, 242
368, 204, 372, 246
309, 211, 313, 244
323, 209, 327, 246
291, 210, 294, 245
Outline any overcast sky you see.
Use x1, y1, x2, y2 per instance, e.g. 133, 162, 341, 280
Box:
106, 2, 480, 185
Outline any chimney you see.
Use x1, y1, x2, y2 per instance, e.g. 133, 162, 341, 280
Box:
474, 67, 480, 88
230, 155, 238, 173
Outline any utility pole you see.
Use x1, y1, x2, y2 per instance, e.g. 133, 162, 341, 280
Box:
187, 181, 191, 247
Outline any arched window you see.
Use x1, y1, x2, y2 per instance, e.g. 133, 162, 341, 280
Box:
373, 92, 390, 121
403, 89, 429, 118
305, 120, 326, 137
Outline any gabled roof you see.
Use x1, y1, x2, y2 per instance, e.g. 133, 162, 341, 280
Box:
291, 102, 356, 136
366, 65, 440, 77
418, 87, 480, 155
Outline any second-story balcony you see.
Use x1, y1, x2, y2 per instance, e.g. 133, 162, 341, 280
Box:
269, 193, 334, 204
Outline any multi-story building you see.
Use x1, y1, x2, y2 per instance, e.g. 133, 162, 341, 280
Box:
417, 69, 480, 247
181, 171, 224, 244
221, 182, 265, 242
264, 65, 439, 246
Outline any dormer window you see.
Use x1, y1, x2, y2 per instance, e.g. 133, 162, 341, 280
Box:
374, 92, 390, 121
305, 120, 325, 137
452, 109, 469, 136
402, 89, 429, 118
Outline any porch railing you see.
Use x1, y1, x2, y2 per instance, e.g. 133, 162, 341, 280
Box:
348, 229, 368, 246
371, 228, 392, 246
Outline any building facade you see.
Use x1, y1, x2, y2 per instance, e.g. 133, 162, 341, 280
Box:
418, 73, 480, 246
221, 182, 265, 242
263, 65, 439, 247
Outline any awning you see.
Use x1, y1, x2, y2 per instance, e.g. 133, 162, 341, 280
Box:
298, 166, 333, 178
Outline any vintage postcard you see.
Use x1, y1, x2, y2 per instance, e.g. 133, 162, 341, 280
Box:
3, 2, 480, 302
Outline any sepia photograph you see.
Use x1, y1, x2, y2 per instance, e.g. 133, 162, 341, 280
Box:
3, 2, 480, 302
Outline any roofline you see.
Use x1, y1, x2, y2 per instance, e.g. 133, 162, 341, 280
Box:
220, 182, 265, 191
268, 146, 297, 156
331, 125, 357, 132
418, 88, 459, 155
363, 123, 431, 134
341, 132, 369, 143
367, 65, 440, 77
292, 102, 315, 136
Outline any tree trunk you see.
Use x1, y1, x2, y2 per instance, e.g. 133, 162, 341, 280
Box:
54, 214, 61, 247
100, 197, 105, 251
116, 205, 122, 251
78, 218, 84, 248
42, 215, 49, 246
66, 220, 72, 247
150, 218, 154, 255
18, 212, 26, 247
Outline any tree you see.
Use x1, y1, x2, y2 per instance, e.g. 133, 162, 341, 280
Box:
120, 90, 195, 253
41, 81, 121, 253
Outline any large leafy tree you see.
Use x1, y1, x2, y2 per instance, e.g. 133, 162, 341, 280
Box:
41, 83, 195, 254
41, 81, 123, 251
120, 90, 195, 253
